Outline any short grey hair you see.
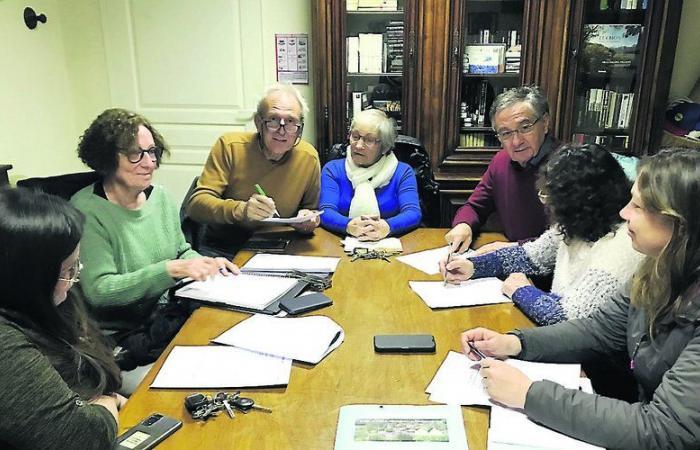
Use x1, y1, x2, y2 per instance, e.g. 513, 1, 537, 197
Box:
350, 109, 397, 154
489, 85, 550, 125
256, 83, 310, 119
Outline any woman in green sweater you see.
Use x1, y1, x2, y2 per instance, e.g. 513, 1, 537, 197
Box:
0, 187, 123, 449
71, 109, 239, 394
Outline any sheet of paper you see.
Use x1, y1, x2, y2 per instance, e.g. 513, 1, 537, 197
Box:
242, 253, 340, 273
397, 246, 474, 275
409, 278, 511, 308
213, 314, 344, 364
489, 405, 604, 450
334, 404, 469, 450
427, 351, 582, 406
341, 237, 403, 253
151, 345, 291, 388
175, 273, 298, 310
262, 210, 324, 224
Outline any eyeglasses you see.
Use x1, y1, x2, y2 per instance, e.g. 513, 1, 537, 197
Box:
349, 132, 381, 147
262, 117, 303, 134
495, 115, 543, 141
58, 258, 82, 284
122, 146, 162, 164
537, 189, 549, 204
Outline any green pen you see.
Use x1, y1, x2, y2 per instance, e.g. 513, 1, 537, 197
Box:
253, 184, 280, 218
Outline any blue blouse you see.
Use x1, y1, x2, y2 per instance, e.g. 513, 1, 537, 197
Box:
319, 159, 422, 235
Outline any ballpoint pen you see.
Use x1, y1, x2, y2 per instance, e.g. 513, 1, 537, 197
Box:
467, 340, 487, 360
443, 252, 452, 286
253, 183, 280, 218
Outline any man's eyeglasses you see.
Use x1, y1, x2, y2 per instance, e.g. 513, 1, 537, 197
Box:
537, 189, 549, 204
123, 146, 162, 164
495, 115, 543, 141
349, 132, 381, 147
59, 259, 82, 284
262, 117, 303, 134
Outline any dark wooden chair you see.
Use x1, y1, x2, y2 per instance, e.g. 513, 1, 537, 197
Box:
16, 171, 101, 200
323, 135, 440, 226
179, 176, 206, 253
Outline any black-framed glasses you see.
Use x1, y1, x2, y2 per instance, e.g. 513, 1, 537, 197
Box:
349, 132, 381, 147
262, 117, 303, 134
495, 115, 543, 141
122, 146, 162, 164
58, 258, 82, 284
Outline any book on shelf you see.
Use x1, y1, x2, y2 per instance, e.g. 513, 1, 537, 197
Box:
464, 44, 506, 74
384, 20, 404, 73
358, 33, 383, 73
351, 91, 369, 119
577, 88, 634, 131
347, 36, 360, 73
581, 24, 642, 75
357, 0, 398, 11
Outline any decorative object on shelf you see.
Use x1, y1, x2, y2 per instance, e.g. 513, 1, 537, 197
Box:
23, 7, 47, 30
581, 24, 642, 75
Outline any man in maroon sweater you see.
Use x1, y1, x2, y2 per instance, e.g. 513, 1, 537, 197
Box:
446, 86, 558, 253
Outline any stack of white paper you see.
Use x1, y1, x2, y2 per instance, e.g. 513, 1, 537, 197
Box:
241, 253, 340, 274
175, 273, 298, 310
262, 210, 324, 224
426, 351, 581, 406
397, 246, 474, 275
213, 314, 344, 364
341, 236, 403, 253
334, 404, 468, 450
409, 278, 511, 308
150, 345, 292, 388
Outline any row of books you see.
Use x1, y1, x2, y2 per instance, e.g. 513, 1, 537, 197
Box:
458, 132, 499, 148
472, 29, 520, 48
576, 88, 635, 131
347, 0, 398, 11
347, 20, 404, 74
572, 133, 630, 149
461, 80, 490, 127
600, 0, 648, 9
463, 44, 521, 74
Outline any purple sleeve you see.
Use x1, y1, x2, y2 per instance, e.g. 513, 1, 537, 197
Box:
451, 159, 496, 231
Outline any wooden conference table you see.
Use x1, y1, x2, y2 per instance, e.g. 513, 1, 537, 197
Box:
118, 228, 534, 449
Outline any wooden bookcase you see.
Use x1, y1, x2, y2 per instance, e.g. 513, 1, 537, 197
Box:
312, 0, 681, 227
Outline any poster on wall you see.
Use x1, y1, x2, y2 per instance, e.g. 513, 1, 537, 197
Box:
276, 33, 309, 84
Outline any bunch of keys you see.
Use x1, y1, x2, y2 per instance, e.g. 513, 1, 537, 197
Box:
350, 248, 400, 262
185, 391, 272, 421
289, 269, 333, 291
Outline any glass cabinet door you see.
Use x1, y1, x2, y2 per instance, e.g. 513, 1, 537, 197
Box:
568, 0, 647, 152
345, 0, 407, 133
457, 0, 524, 151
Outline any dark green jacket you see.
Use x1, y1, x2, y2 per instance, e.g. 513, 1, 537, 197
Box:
0, 320, 117, 449
515, 290, 700, 449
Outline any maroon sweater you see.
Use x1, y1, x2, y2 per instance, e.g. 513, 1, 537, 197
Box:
452, 135, 558, 242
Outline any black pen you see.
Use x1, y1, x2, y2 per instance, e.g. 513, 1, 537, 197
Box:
443, 252, 453, 286
467, 341, 487, 360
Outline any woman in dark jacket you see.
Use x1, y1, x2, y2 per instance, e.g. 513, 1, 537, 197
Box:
462, 148, 700, 449
0, 187, 122, 449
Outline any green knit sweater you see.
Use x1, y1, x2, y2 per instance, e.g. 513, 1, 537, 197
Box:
0, 320, 117, 449
71, 184, 198, 330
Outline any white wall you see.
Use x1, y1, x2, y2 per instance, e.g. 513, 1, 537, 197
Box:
669, 0, 700, 100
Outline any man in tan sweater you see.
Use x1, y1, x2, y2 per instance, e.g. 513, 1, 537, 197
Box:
187, 84, 321, 255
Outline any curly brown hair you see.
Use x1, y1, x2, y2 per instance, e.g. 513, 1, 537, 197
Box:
77, 108, 169, 175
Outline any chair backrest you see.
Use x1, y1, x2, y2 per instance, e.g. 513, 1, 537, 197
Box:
179, 176, 204, 252
324, 135, 440, 226
16, 171, 101, 200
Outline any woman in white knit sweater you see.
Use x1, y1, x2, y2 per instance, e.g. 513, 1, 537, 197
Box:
442, 143, 644, 325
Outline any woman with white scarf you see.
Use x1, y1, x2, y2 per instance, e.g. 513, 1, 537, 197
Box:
319, 109, 421, 241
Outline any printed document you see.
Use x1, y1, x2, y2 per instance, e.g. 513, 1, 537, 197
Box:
242, 253, 340, 273
334, 404, 468, 450
213, 314, 344, 364
409, 278, 511, 308
151, 345, 291, 388
262, 210, 324, 224
341, 237, 403, 253
175, 273, 298, 310
397, 246, 474, 275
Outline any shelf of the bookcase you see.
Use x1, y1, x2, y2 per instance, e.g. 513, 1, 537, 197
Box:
574, 129, 629, 135
462, 72, 519, 78
347, 10, 404, 15
348, 72, 403, 77
460, 127, 494, 132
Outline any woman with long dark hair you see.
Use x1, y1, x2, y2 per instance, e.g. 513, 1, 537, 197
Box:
441, 143, 643, 325
462, 148, 700, 449
0, 187, 122, 448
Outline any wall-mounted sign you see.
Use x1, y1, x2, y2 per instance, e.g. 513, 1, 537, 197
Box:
275, 33, 309, 84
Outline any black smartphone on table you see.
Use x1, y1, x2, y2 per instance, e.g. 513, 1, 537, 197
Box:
241, 238, 290, 253
373, 334, 436, 353
115, 413, 181, 450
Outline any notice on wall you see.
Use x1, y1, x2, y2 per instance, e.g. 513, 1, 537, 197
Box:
276, 33, 309, 84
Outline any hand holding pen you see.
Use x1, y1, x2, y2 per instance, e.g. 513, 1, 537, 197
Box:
439, 254, 475, 285
244, 184, 280, 220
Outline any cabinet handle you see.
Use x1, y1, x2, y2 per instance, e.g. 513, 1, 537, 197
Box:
571, 48, 578, 58
408, 30, 415, 65
452, 29, 460, 67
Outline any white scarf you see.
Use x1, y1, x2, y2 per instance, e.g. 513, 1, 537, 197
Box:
345, 150, 399, 218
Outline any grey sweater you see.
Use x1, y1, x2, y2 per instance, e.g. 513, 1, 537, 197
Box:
514, 291, 700, 450
0, 321, 117, 449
